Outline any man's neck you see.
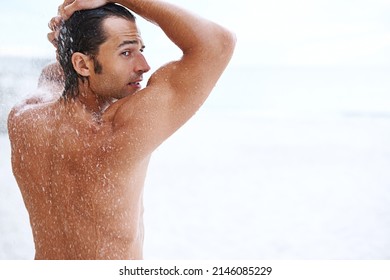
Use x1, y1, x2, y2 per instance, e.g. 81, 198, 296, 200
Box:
63, 89, 116, 125
77, 88, 115, 116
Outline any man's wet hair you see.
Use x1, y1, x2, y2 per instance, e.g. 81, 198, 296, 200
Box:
58, 3, 136, 100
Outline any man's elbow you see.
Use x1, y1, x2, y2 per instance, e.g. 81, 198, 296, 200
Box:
211, 26, 237, 62
223, 29, 237, 57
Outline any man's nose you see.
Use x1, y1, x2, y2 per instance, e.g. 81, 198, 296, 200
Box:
135, 54, 151, 74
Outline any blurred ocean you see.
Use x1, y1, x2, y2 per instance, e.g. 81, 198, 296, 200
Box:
1, 55, 390, 259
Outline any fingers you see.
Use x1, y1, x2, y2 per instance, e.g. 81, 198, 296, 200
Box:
47, 0, 78, 49
58, 0, 78, 20
47, 31, 59, 48
49, 0, 110, 49
47, 15, 63, 49
60, 0, 109, 20
61, 1, 81, 20
47, 0, 74, 50
57, 0, 74, 13
48, 16, 63, 31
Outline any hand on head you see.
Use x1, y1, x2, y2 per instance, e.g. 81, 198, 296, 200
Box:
47, 15, 62, 48
47, 0, 110, 48
59, 0, 110, 20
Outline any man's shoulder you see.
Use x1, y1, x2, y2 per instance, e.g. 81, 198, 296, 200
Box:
8, 93, 58, 134
8, 96, 42, 123
8, 102, 33, 139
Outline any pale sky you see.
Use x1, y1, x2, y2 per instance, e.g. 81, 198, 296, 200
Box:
0, 0, 389, 67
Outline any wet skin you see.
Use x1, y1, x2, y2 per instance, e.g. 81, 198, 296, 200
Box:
8, 0, 236, 260
9, 18, 150, 260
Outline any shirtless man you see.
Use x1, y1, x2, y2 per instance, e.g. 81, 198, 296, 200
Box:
8, 0, 235, 260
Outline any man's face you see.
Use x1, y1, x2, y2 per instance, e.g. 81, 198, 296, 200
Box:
88, 17, 151, 100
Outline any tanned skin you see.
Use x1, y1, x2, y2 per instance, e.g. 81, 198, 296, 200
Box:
8, 0, 236, 259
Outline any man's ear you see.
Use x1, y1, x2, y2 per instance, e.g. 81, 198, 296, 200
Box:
71, 52, 92, 77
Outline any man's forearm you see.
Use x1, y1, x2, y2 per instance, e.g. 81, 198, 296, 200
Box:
115, 0, 233, 54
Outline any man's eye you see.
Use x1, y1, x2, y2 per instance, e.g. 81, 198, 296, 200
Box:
122, 51, 131, 56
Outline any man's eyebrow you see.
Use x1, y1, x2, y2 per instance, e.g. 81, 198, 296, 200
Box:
117, 40, 145, 49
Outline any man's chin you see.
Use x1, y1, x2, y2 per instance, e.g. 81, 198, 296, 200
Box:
116, 90, 138, 100
130, 87, 143, 95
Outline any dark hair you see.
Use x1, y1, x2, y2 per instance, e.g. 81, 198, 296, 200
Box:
57, 3, 136, 99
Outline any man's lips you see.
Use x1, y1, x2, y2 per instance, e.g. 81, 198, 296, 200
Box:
129, 77, 143, 84
128, 78, 142, 86
128, 79, 142, 89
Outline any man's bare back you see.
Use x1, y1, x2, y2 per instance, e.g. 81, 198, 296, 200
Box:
8, 0, 235, 260
9, 96, 147, 259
